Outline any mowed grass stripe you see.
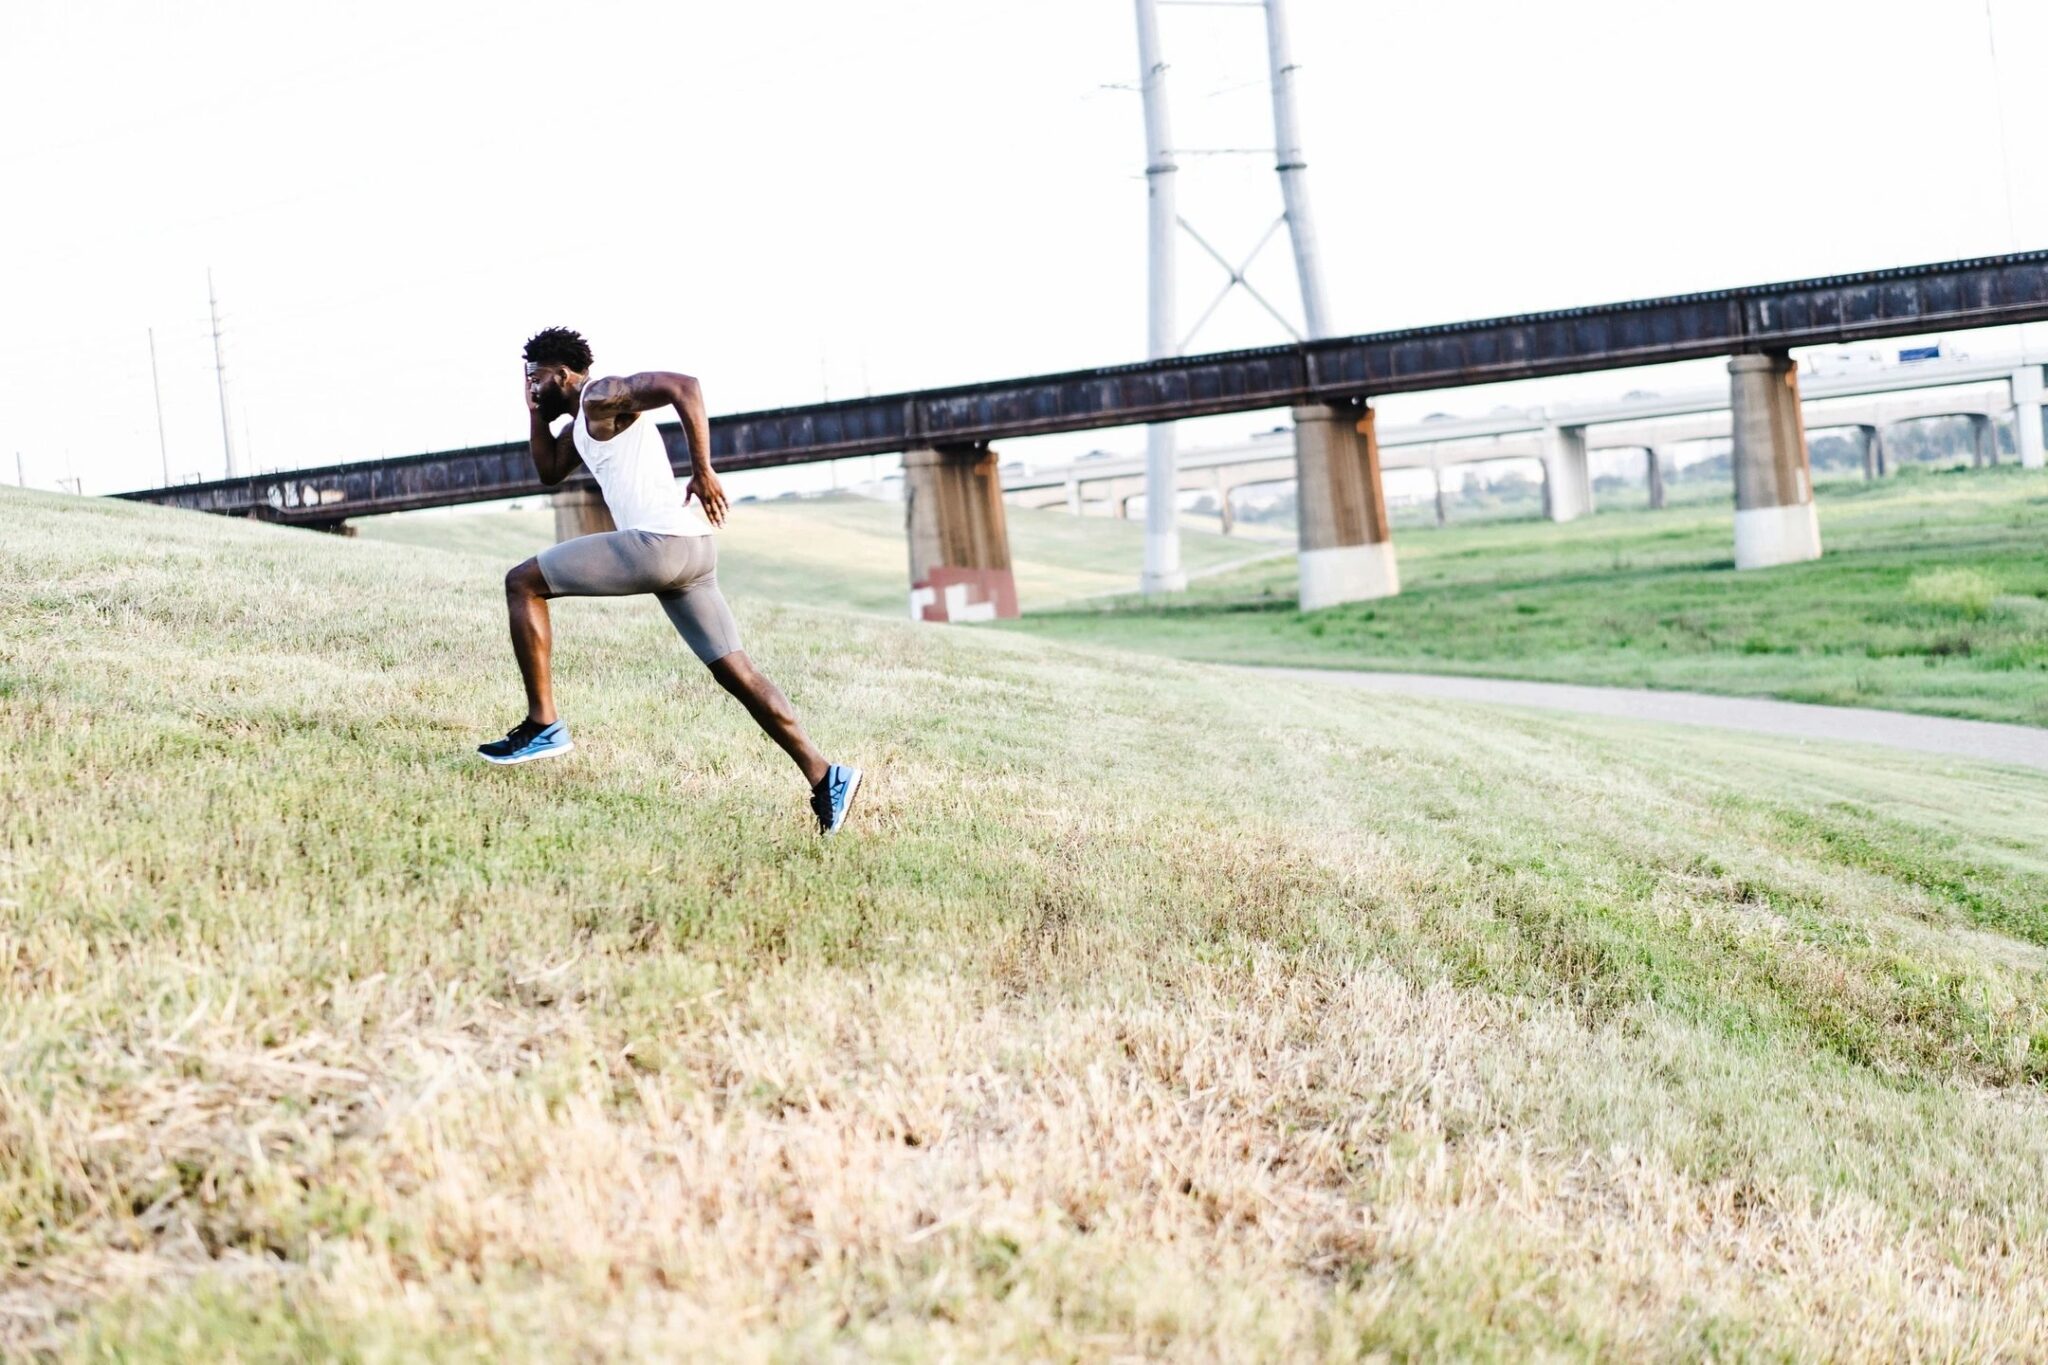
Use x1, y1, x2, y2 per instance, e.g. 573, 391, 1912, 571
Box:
1009, 467, 2048, 726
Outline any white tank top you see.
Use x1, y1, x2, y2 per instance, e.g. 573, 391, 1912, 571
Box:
572, 385, 715, 537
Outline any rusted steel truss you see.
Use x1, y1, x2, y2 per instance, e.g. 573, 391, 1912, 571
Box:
121, 250, 2048, 525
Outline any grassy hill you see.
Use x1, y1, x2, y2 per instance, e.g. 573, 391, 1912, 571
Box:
1010, 467, 2048, 725
7, 486, 2048, 1359
358, 494, 1262, 617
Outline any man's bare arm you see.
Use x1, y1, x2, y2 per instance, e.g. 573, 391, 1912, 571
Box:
582, 371, 727, 523
525, 375, 580, 486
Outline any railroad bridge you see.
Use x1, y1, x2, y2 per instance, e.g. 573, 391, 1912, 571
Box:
120, 250, 2048, 619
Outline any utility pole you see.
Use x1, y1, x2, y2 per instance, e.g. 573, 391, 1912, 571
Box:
148, 327, 171, 486
1982, 1, 2032, 365
1134, 0, 1184, 596
208, 269, 238, 479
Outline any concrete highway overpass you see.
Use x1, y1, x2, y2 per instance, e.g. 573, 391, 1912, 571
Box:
1004, 353, 2029, 527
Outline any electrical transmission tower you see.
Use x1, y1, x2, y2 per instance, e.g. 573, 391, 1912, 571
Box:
1134, 0, 1332, 596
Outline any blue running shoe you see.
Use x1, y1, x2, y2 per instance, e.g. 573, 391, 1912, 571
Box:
810, 763, 862, 836
478, 718, 573, 765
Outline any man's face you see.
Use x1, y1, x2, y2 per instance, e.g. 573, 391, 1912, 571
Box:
525, 362, 575, 417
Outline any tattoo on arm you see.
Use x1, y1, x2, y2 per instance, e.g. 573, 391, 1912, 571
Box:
584, 372, 711, 470
582, 373, 681, 416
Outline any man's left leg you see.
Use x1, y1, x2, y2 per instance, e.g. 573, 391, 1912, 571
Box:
479, 556, 575, 764
481, 530, 659, 765
505, 558, 560, 725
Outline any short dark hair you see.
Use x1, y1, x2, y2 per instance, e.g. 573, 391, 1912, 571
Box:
523, 326, 593, 372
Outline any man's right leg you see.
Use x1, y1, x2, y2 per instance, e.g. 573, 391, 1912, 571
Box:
505, 558, 558, 724
705, 651, 829, 787
706, 650, 860, 836
661, 551, 862, 836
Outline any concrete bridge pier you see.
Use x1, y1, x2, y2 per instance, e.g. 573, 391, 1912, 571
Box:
1729, 352, 1820, 570
1210, 468, 1235, 534
2014, 365, 2047, 469
1295, 402, 1398, 610
1855, 425, 1885, 480
905, 443, 1018, 623
1642, 447, 1666, 510
1542, 424, 1593, 522
552, 485, 616, 541
1967, 413, 1999, 468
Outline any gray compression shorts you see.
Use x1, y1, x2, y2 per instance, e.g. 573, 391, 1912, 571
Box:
535, 530, 743, 664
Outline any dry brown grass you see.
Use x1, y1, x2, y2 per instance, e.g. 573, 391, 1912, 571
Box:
18, 950, 2048, 1360
6, 487, 2048, 1360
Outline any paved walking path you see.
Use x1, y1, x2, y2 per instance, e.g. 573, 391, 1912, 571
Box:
1243, 666, 2048, 773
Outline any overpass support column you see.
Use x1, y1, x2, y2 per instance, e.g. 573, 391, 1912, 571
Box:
1211, 468, 1235, 534
1645, 447, 1666, 510
904, 443, 1018, 623
1295, 402, 1398, 610
1856, 425, 1883, 480
1729, 352, 1820, 570
2013, 366, 2047, 470
1542, 425, 1593, 522
1969, 414, 1997, 468
552, 485, 616, 541
1065, 480, 1084, 516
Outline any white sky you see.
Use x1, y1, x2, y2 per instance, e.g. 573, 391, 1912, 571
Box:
6, 0, 2046, 497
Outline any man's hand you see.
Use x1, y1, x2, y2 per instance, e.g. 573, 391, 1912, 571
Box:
687, 468, 729, 526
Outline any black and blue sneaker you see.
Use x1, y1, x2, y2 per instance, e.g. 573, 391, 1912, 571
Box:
477, 718, 573, 765
810, 763, 862, 837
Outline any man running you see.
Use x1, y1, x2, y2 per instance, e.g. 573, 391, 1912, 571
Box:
479, 326, 861, 837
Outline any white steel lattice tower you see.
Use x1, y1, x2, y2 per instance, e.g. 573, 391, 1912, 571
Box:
1133, 0, 1333, 597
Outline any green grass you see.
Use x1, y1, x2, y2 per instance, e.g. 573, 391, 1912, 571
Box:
8, 485, 2048, 1359
358, 493, 1260, 616
1005, 466, 2048, 726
